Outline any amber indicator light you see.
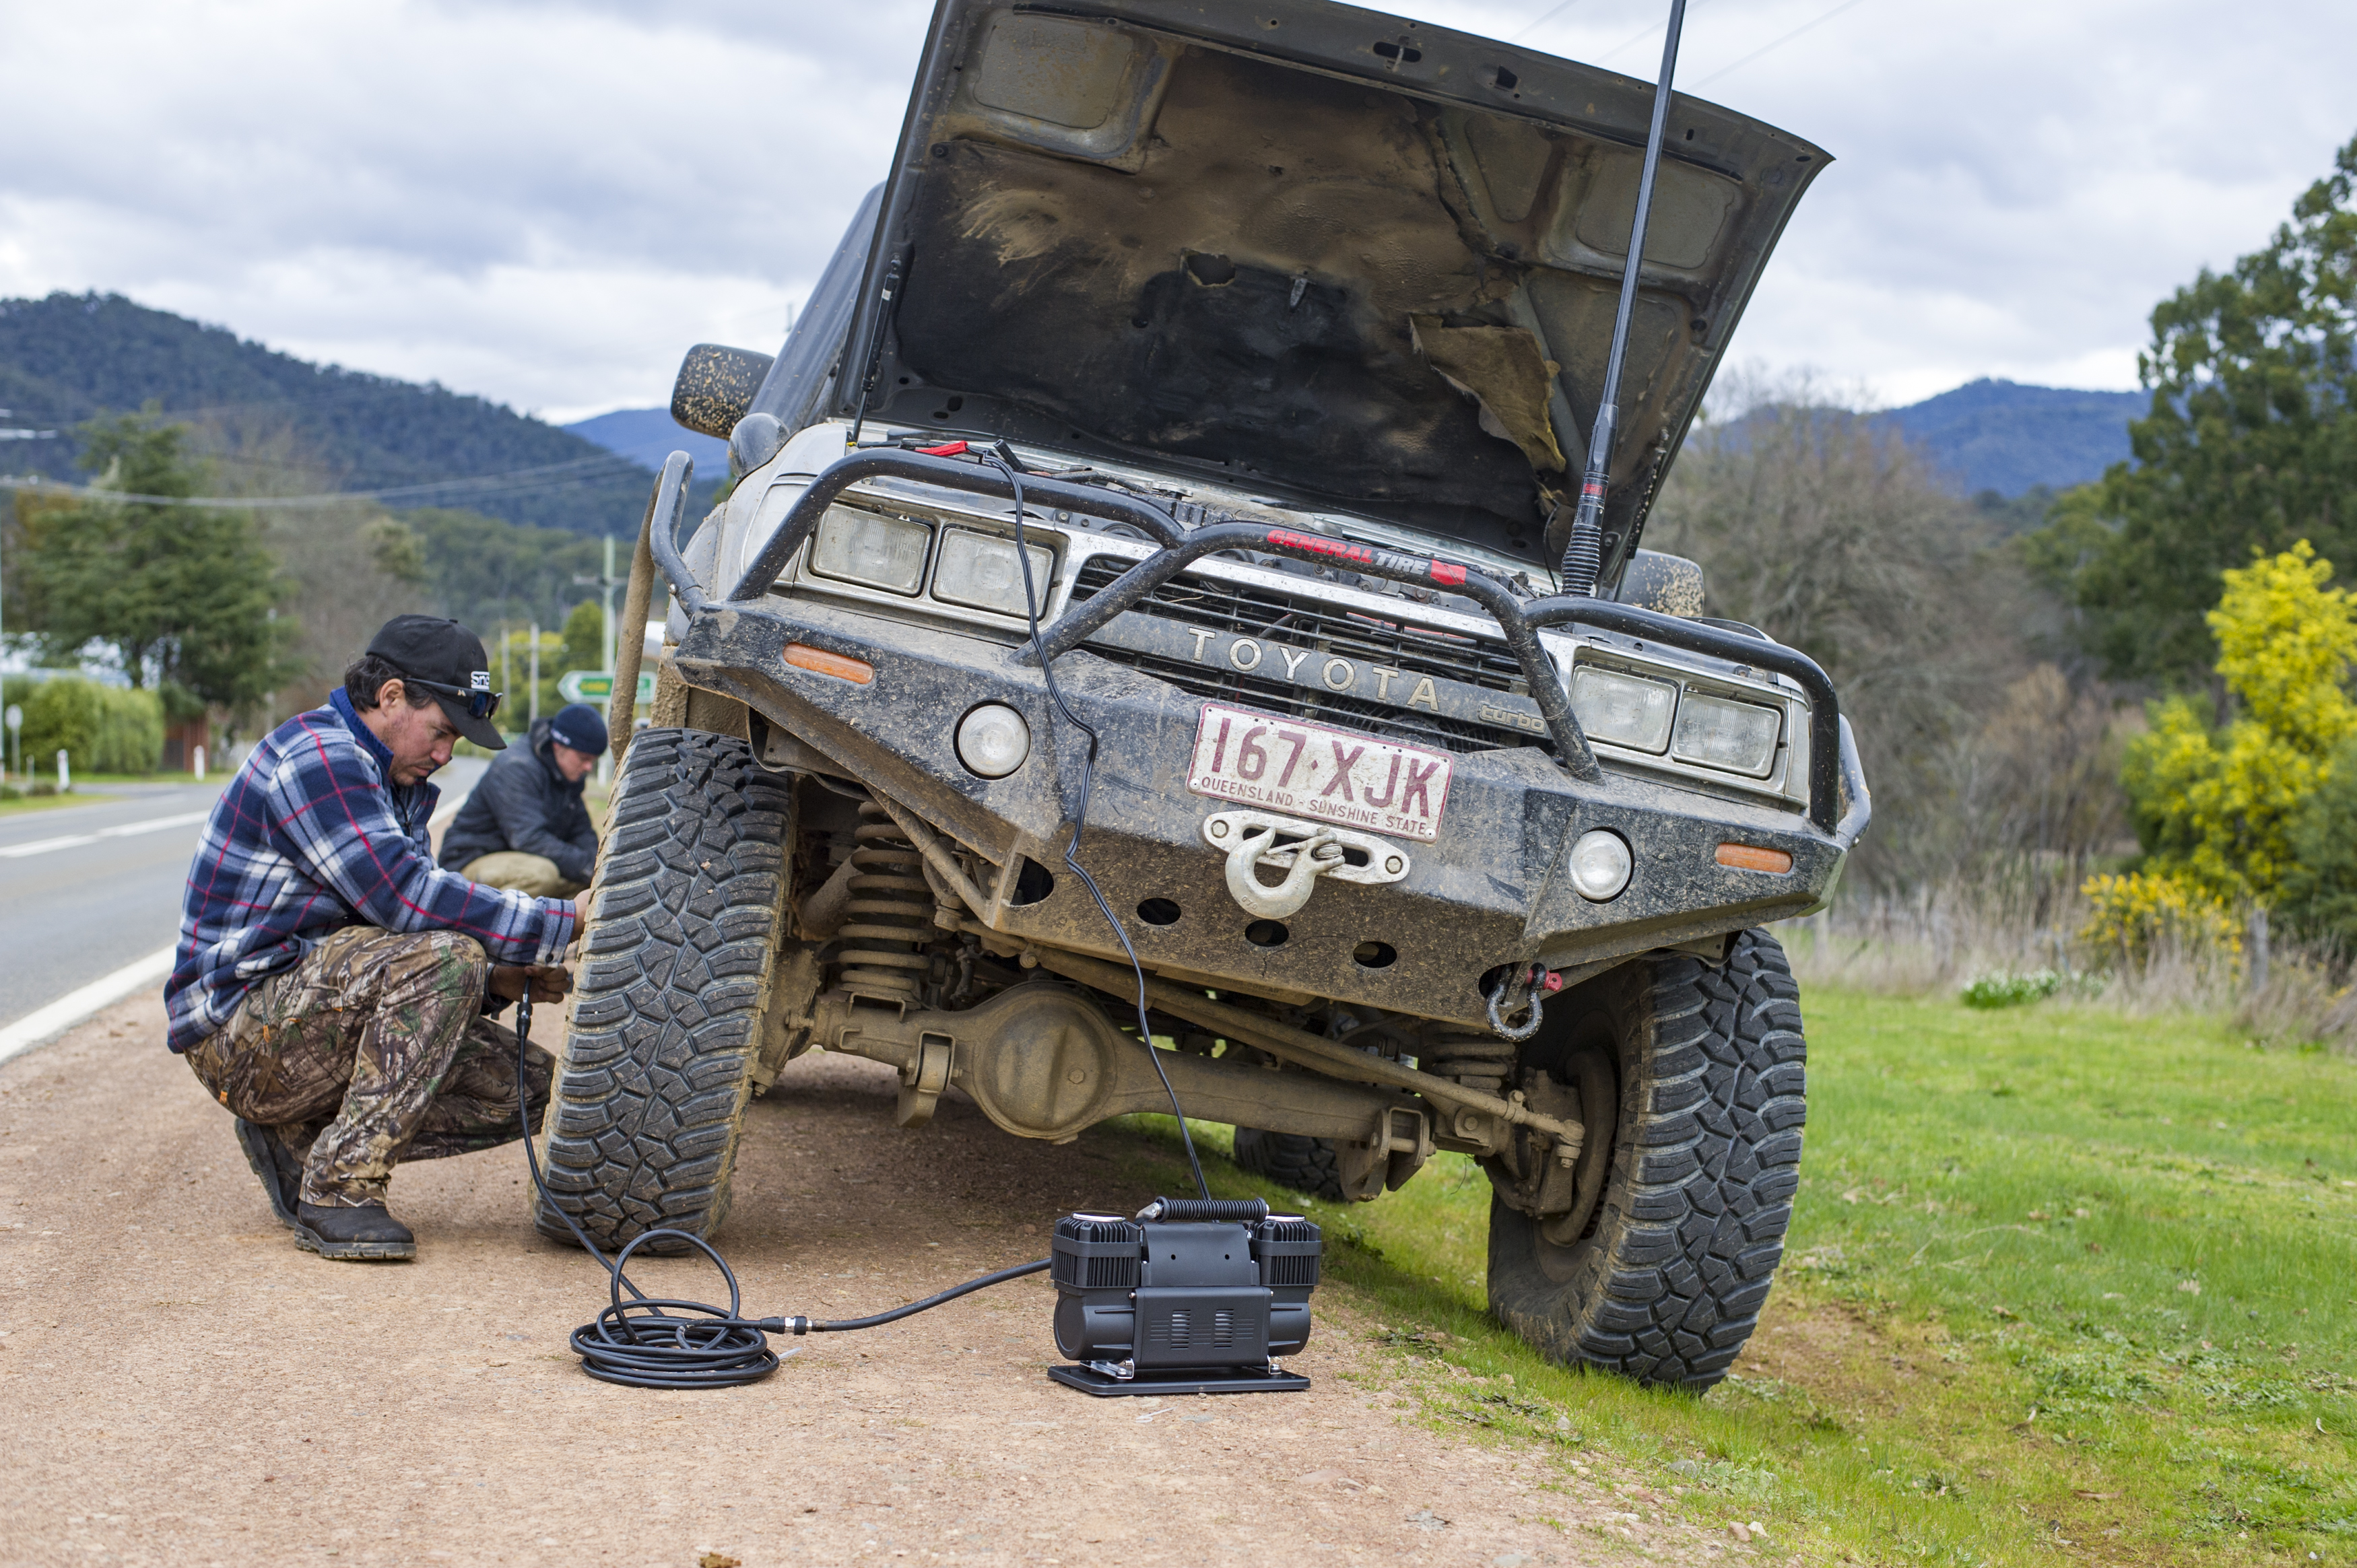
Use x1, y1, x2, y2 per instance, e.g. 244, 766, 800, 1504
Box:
784, 644, 875, 685
1715, 842, 1793, 875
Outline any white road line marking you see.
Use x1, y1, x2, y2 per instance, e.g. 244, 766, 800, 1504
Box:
0, 833, 98, 856
0, 772, 482, 1064
104, 809, 213, 838
0, 809, 211, 858
0, 945, 176, 1066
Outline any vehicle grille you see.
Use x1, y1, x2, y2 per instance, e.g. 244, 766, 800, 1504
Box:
1067, 556, 1553, 757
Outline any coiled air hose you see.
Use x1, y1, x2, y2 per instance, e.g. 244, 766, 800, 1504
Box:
515, 992, 1047, 1390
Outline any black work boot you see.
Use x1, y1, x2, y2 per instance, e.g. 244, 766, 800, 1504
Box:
294, 1201, 417, 1262
232, 1119, 303, 1231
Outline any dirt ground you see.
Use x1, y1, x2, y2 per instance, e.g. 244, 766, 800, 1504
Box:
0, 994, 1746, 1568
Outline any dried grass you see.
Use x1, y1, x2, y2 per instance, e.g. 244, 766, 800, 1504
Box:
1781, 866, 2357, 1055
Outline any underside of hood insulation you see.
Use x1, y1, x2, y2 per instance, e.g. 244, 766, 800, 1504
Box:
835, 1, 1828, 576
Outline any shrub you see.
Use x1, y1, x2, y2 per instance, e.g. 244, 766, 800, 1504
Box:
1961, 969, 2064, 1009
9, 678, 165, 776
2278, 732, 2357, 944
2077, 871, 2241, 972
2117, 543, 2357, 906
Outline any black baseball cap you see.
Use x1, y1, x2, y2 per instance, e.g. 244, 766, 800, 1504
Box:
366, 615, 506, 750
547, 702, 609, 757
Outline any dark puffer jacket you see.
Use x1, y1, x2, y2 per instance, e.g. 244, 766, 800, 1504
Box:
437, 718, 599, 884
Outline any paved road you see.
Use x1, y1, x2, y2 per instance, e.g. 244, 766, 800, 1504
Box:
0, 759, 486, 1035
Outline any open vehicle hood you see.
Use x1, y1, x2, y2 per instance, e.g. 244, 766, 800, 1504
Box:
830, 0, 1828, 579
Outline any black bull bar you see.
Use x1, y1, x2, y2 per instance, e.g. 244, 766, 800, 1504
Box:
652, 446, 1858, 840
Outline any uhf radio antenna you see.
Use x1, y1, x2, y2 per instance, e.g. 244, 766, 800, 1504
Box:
1559, 0, 1689, 598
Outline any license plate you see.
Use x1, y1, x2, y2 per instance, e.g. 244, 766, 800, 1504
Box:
1185, 702, 1453, 842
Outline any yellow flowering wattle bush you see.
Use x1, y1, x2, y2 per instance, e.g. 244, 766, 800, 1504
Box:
2118, 541, 2357, 905
2076, 871, 2241, 972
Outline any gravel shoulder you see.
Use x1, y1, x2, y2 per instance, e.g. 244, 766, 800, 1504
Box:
0, 994, 1720, 1567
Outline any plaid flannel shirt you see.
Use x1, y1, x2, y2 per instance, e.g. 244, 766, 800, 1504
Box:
165, 688, 578, 1053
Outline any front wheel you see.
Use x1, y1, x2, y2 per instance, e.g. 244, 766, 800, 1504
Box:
532, 728, 793, 1251
1486, 928, 1805, 1390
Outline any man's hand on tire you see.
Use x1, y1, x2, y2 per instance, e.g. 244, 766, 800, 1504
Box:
490, 964, 572, 1004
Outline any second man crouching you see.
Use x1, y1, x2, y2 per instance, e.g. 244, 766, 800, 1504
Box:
440, 702, 606, 897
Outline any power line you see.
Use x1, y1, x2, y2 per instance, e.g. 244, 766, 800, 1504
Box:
1594, 0, 1708, 67
1509, 0, 1585, 42
1693, 0, 1874, 86
0, 452, 655, 511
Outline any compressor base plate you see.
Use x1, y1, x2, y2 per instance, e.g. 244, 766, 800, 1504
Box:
1047, 1363, 1310, 1398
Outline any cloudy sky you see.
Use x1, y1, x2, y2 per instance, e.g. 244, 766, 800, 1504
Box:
2, 0, 2350, 423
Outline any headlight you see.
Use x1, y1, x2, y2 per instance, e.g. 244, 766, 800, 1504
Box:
1567, 829, 1632, 901
1671, 692, 1782, 776
809, 504, 931, 594
956, 704, 1032, 778
1570, 667, 1676, 753
932, 529, 1055, 617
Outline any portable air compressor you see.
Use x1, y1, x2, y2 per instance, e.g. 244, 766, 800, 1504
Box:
1047, 1196, 1323, 1396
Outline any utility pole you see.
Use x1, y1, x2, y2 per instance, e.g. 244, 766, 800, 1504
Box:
574, 535, 624, 784
601, 535, 618, 687
528, 621, 540, 726
574, 536, 624, 686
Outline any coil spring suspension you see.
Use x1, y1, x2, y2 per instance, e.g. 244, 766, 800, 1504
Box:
837, 803, 933, 1006
1419, 1024, 1517, 1097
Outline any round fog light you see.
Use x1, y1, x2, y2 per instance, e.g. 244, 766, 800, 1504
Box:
956, 704, 1031, 778
1568, 829, 1633, 901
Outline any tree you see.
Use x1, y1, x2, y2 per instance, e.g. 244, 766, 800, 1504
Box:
399, 507, 605, 634
16, 410, 300, 719
2118, 541, 2357, 905
558, 598, 603, 683
2278, 738, 2357, 945
2040, 133, 2357, 685
1642, 382, 2047, 886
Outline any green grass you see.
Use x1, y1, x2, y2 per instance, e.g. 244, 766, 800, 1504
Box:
0, 790, 108, 817
0, 774, 222, 815
1108, 988, 2357, 1565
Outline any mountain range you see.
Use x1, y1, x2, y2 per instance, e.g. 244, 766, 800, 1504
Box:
1877, 378, 2147, 497
0, 292, 665, 536
1, 294, 2148, 535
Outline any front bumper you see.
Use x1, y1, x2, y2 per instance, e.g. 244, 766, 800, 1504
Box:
673, 591, 1862, 1029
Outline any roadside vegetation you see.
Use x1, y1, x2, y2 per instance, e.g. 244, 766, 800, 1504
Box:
1118, 986, 2356, 1565
1648, 134, 2357, 1056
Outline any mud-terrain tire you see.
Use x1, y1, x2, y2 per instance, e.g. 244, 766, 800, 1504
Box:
532, 728, 792, 1252
1487, 928, 1804, 1390
1232, 1128, 1348, 1202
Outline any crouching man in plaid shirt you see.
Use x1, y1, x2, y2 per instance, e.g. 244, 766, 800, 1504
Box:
166, 615, 583, 1262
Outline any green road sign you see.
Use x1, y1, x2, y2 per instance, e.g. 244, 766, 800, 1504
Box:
556, 669, 655, 704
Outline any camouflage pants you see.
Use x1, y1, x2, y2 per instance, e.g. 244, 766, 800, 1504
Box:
183, 926, 554, 1207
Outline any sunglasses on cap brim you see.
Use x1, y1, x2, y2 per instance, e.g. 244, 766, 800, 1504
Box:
407, 676, 503, 721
